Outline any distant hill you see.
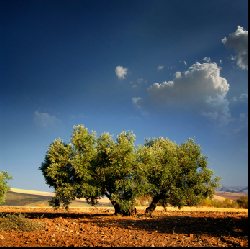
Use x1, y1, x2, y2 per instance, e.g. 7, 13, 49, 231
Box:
10, 188, 54, 197
0, 187, 247, 207
218, 186, 248, 194
0, 188, 111, 207
1, 191, 53, 207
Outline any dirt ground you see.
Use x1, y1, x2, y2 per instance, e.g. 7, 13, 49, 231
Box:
0, 206, 248, 247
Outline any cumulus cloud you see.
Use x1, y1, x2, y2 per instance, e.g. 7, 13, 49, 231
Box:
115, 65, 128, 79
147, 62, 231, 124
222, 26, 248, 70
157, 65, 165, 71
34, 111, 60, 128
203, 57, 211, 63
175, 72, 181, 78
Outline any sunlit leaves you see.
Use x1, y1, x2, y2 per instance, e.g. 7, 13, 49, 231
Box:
0, 171, 12, 204
141, 137, 220, 214
39, 124, 220, 215
39, 125, 99, 209
93, 131, 139, 215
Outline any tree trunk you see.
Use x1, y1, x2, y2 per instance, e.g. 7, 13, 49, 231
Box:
145, 195, 161, 216
110, 200, 136, 216
111, 200, 122, 215
104, 192, 122, 215
105, 192, 136, 216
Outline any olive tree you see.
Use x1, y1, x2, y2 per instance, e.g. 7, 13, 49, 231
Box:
39, 125, 100, 209
92, 131, 141, 215
40, 124, 220, 216
0, 171, 12, 204
139, 137, 220, 215
175, 139, 220, 206
39, 125, 141, 215
137, 137, 180, 214
70, 124, 101, 205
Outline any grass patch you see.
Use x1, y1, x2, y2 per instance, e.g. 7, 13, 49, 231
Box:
0, 213, 45, 232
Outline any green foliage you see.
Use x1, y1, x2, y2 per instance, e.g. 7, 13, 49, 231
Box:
93, 131, 140, 215
39, 125, 100, 209
39, 125, 139, 214
40, 124, 220, 216
138, 137, 180, 211
138, 138, 220, 214
0, 213, 44, 231
0, 171, 12, 204
176, 139, 221, 206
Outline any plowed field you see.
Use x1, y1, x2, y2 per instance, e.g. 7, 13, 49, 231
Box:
0, 207, 248, 247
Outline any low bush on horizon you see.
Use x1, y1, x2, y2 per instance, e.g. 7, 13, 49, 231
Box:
236, 196, 248, 209
135, 194, 248, 209
198, 196, 248, 208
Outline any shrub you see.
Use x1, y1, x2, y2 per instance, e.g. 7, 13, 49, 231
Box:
199, 197, 239, 208
0, 214, 45, 232
0, 171, 12, 204
236, 196, 248, 209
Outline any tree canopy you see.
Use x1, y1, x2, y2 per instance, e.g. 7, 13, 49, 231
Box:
139, 138, 220, 215
92, 131, 141, 215
39, 124, 220, 215
0, 171, 12, 204
39, 125, 99, 209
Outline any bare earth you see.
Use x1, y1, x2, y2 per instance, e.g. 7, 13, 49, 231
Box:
0, 206, 248, 247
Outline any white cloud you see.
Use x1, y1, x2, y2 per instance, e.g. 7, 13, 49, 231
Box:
175, 72, 181, 78
34, 111, 60, 128
232, 112, 248, 135
115, 65, 128, 79
239, 93, 248, 101
147, 62, 231, 124
203, 57, 211, 63
157, 65, 164, 71
232, 93, 248, 102
132, 97, 143, 109
152, 81, 174, 88
222, 26, 248, 70
230, 55, 236, 61
131, 97, 148, 116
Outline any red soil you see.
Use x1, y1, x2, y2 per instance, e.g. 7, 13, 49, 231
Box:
0, 207, 248, 247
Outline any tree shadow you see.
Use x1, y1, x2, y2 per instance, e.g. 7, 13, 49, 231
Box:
79, 214, 248, 238
0, 209, 247, 239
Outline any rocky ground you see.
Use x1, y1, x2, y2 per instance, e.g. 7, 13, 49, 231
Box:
0, 207, 248, 247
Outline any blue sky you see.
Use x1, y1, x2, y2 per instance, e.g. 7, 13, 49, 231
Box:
0, 0, 248, 191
